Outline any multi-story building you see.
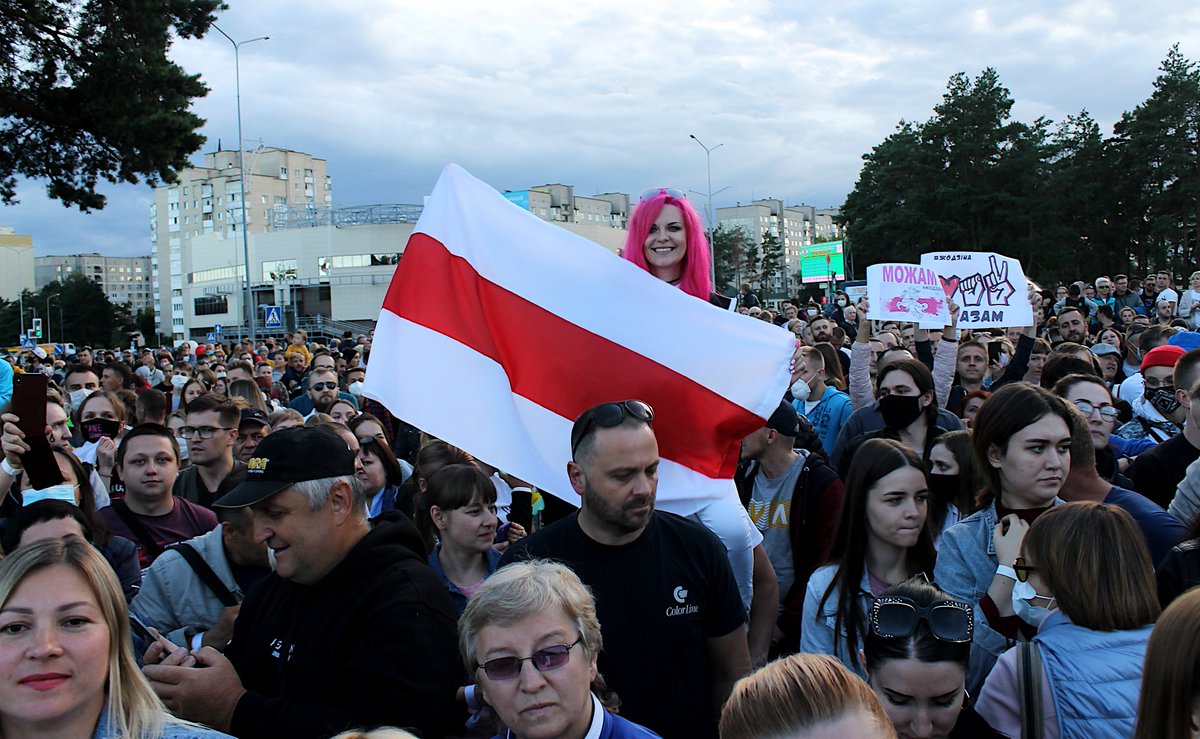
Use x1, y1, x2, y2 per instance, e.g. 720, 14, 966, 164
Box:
716, 201, 844, 300
504, 184, 630, 236
35, 254, 153, 312
0, 227, 36, 302
150, 147, 330, 342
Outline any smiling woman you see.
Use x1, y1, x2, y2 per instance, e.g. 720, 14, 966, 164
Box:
622, 189, 727, 307
0, 537, 231, 738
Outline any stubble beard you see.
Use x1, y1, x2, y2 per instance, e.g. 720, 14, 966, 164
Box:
581, 480, 655, 538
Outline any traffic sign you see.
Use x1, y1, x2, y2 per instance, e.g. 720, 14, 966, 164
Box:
264, 305, 283, 330
214, 324, 223, 335
20, 336, 35, 349
54, 344, 65, 356
206, 332, 217, 343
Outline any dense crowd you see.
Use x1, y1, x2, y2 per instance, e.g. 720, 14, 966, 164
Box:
1, 189, 1199, 739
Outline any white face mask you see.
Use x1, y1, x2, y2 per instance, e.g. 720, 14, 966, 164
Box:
1011, 578, 1055, 627
176, 436, 189, 460
348, 380, 365, 396
806, 308, 818, 317
790, 377, 811, 403
171, 374, 189, 389
836, 299, 847, 308
68, 388, 94, 411
23, 484, 77, 506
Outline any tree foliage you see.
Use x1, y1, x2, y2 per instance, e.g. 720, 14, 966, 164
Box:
0, 0, 223, 211
0, 274, 142, 346
840, 48, 1200, 284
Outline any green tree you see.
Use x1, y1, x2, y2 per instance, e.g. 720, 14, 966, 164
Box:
49, 274, 118, 346
759, 231, 785, 295
0, 0, 223, 211
135, 307, 157, 341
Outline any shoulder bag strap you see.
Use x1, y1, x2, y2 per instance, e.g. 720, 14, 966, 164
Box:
1017, 640, 1045, 739
170, 542, 239, 607
110, 499, 165, 560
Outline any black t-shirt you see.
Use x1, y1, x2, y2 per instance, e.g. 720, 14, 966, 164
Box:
500, 511, 745, 739
1126, 433, 1200, 508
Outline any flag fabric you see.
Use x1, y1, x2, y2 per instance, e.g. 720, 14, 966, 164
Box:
364, 163, 793, 511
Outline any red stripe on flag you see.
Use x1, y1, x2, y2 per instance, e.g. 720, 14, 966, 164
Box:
383, 233, 763, 479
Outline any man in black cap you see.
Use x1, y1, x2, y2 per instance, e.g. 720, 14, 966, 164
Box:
143, 425, 462, 739
233, 408, 271, 464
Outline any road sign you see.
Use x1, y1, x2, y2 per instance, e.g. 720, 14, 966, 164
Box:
54, 344, 65, 356
264, 305, 283, 330
206, 332, 217, 343
214, 324, 223, 335
20, 336, 34, 349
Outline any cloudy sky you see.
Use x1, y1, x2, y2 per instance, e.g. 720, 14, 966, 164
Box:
5, 0, 1199, 257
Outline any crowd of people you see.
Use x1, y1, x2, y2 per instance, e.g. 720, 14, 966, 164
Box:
1, 188, 1199, 738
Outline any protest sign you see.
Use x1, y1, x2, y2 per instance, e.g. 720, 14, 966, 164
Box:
865, 263, 950, 327
921, 252, 1033, 329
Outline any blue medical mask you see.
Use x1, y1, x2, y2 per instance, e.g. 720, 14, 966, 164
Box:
1011, 578, 1055, 627
23, 484, 78, 506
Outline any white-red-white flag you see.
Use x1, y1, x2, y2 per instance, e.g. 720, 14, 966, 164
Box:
364, 164, 793, 510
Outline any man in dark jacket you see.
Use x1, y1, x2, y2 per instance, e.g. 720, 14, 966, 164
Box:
143, 426, 461, 738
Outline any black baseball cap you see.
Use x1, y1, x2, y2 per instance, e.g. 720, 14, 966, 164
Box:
765, 401, 800, 437
214, 426, 357, 508
239, 408, 270, 429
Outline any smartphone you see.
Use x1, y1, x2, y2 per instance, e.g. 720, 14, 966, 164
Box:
129, 613, 179, 660
493, 521, 512, 544
11, 374, 63, 490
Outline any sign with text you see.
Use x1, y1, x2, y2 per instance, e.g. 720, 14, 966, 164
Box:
866, 263, 950, 327
799, 241, 845, 284
920, 252, 1032, 329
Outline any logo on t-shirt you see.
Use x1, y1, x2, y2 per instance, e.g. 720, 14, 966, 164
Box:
666, 584, 699, 617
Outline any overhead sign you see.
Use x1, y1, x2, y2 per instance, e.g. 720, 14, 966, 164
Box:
799, 241, 845, 284
264, 305, 283, 330
866, 263, 950, 327
920, 252, 1032, 329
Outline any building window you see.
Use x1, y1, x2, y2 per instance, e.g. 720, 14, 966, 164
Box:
194, 296, 229, 315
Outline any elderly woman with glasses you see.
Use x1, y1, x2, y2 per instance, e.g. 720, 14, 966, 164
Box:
459, 560, 658, 739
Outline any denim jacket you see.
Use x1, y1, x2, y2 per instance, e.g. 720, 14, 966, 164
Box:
933, 499, 1061, 693
799, 563, 873, 678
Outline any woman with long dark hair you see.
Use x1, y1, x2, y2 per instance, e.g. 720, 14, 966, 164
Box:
926, 430, 983, 547
801, 439, 936, 677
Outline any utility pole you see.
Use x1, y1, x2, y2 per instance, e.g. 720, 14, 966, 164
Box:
689, 135, 730, 289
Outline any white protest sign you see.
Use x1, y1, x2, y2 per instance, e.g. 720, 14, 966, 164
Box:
919, 252, 1032, 329
865, 263, 951, 327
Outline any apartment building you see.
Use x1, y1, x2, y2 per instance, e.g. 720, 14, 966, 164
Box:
36, 254, 153, 312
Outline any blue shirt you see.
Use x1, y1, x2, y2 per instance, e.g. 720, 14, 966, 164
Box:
427, 544, 503, 616
1104, 485, 1189, 566
0, 359, 13, 409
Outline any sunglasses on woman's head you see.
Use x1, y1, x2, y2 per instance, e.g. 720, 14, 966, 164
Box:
869, 596, 973, 643
639, 187, 686, 202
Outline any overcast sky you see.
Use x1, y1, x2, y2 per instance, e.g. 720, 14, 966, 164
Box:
5, 1, 1199, 257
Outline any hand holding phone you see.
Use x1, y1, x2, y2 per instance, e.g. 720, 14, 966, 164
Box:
11, 374, 63, 489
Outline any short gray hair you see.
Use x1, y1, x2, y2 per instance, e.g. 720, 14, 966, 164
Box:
459, 560, 602, 675
291, 474, 367, 513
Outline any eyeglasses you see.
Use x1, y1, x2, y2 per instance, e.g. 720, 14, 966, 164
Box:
639, 187, 686, 202
1072, 400, 1119, 421
869, 596, 973, 643
477, 637, 584, 680
1013, 557, 1038, 583
178, 426, 233, 439
310, 381, 338, 391
570, 400, 655, 454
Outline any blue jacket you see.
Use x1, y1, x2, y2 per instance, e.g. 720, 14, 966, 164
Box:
793, 387, 853, 456
934, 500, 1061, 693
800, 563, 872, 678
427, 545, 503, 616
1035, 610, 1153, 739
491, 694, 660, 738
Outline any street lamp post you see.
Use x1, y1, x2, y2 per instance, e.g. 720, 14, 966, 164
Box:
212, 24, 268, 346
689, 135, 730, 289
46, 295, 59, 344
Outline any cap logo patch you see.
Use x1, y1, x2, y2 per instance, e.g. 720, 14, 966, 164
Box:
247, 457, 270, 473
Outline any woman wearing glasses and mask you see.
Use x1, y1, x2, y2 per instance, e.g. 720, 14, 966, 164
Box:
802, 438, 936, 678
864, 577, 1001, 739
459, 560, 659, 739
976, 501, 1159, 738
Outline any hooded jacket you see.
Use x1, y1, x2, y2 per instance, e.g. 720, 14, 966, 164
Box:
225, 520, 461, 739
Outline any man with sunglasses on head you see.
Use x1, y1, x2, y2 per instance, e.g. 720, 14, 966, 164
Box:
141, 425, 461, 738
500, 400, 751, 739
173, 394, 246, 509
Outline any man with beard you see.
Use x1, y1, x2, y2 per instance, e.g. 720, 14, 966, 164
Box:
500, 401, 750, 739
806, 315, 834, 345
1057, 306, 1091, 345
295, 368, 340, 419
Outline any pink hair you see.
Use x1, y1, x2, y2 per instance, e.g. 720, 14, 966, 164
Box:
623, 191, 713, 301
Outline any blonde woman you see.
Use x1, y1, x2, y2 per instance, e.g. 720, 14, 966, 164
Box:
0, 537, 230, 738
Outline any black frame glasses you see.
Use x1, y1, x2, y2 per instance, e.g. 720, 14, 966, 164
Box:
1072, 400, 1119, 421
477, 637, 584, 681
639, 187, 686, 202
869, 596, 973, 643
178, 426, 234, 440
570, 400, 655, 455
1013, 557, 1037, 583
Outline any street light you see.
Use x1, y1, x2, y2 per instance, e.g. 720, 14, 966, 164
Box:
46, 295, 59, 344
212, 24, 269, 346
689, 134, 730, 288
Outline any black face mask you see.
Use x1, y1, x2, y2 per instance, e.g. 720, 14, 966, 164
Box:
878, 394, 925, 429
928, 474, 962, 505
1148, 386, 1181, 416
81, 417, 122, 442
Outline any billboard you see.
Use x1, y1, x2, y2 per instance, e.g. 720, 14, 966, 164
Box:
502, 190, 530, 210
799, 241, 845, 284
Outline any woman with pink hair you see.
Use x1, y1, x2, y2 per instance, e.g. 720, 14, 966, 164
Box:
622, 188, 732, 308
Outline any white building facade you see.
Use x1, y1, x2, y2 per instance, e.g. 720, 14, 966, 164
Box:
35, 254, 153, 312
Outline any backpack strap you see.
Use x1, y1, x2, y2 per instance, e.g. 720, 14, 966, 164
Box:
110, 499, 165, 560
1017, 640, 1045, 739
170, 542, 239, 608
